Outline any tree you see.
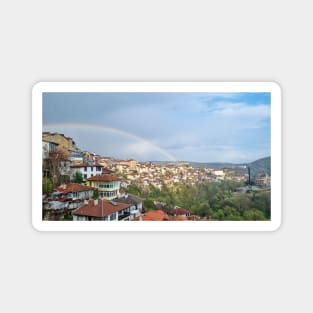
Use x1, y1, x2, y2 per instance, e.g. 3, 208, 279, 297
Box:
43, 146, 70, 187
72, 171, 84, 183
144, 198, 155, 211
92, 189, 99, 199
43, 177, 53, 194
127, 184, 143, 197
243, 209, 266, 221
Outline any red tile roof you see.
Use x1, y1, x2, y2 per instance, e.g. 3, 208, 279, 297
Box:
133, 210, 169, 221
55, 183, 95, 194
187, 215, 201, 221
172, 207, 191, 215
87, 174, 120, 182
73, 199, 130, 218
171, 215, 188, 221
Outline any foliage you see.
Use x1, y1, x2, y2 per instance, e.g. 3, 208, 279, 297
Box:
72, 171, 84, 183
127, 180, 270, 221
92, 189, 99, 199
43, 146, 70, 187
43, 177, 53, 194
243, 209, 266, 221
63, 213, 73, 221
144, 198, 155, 211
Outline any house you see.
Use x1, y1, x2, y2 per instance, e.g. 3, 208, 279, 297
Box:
255, 173, 271, 186
69, 151, 85, 163
72, 199, 132, 221
43, 197, 84, 221
171, 215, 188, 221
133, 210, 169, 221
87, 174, 121, 200
54, 183, 95, 200
71, 162, 104, 180
42, 132, 77, 151
213, 170, 225, 180
171, 206, 191, 217
42, 140, 58, 159
115, 194, 144, 218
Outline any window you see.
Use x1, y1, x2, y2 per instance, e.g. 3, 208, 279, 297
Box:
84, 174, 87, 179
99, 183, 114, 189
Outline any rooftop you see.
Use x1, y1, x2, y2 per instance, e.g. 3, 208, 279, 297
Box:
87, 174, 120, 182
73, 199, 130, 218
55, 183, 95, 194
133, 210, 169, 221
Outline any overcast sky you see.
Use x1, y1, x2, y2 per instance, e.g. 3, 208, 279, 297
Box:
42, 92, 270, 163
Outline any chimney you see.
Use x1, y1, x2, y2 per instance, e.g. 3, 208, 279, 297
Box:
94, 199, 98, 206
84, 199, 89, 205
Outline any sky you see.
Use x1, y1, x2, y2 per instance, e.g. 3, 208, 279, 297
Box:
42, 92, 271, 163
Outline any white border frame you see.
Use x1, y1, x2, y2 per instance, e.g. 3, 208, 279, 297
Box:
32, 82, 281, 231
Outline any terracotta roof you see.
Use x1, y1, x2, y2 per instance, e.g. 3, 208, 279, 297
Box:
172, 207, 191, 215
55, 183, 95, 194
171, 215, 188, 221
87, 174, 120, 182
73, 199, 130, 218
133, 210, 169, 221
187, 215, 201, 221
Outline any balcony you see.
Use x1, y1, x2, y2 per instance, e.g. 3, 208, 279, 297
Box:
118, 212, 130, 221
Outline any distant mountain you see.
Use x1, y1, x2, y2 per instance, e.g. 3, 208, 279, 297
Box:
149, 157, 271, 179
183, 156, 271, 179
247, 157, 271, 179
189, 162, 242, 169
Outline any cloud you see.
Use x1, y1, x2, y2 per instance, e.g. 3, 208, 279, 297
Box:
43, 92, 271, 163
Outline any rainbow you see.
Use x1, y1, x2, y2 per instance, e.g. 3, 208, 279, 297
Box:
43, 122, 177, 161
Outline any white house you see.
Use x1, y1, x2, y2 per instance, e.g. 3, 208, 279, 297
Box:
115, 194, 143, 219
72, 199, 132, 221
87, 174, 121, 200
71, 162, 104, 180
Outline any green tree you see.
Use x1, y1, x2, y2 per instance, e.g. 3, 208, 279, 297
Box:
92, 189, 99, 199
43, 177, 53, 194
144, 198, 155, 211
212, 209, 225, 220
127, 184, 143, 197
72, 171, 84, 183
223, 206, 242, 220
232, 194, 252, 215
252, 192, 271, 219
243, 209, 266, 221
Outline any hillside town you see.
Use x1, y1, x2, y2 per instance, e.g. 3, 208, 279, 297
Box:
42, 132, 271, 221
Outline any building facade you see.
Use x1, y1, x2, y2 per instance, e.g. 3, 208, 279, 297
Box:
72, 199, 132, 221
87, 174, 121, 200
71, 163, 103, 180
54, 183, 95, 200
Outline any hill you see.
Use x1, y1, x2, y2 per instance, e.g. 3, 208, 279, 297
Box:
189, 156, 271, 179
248, 156, 271, 179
